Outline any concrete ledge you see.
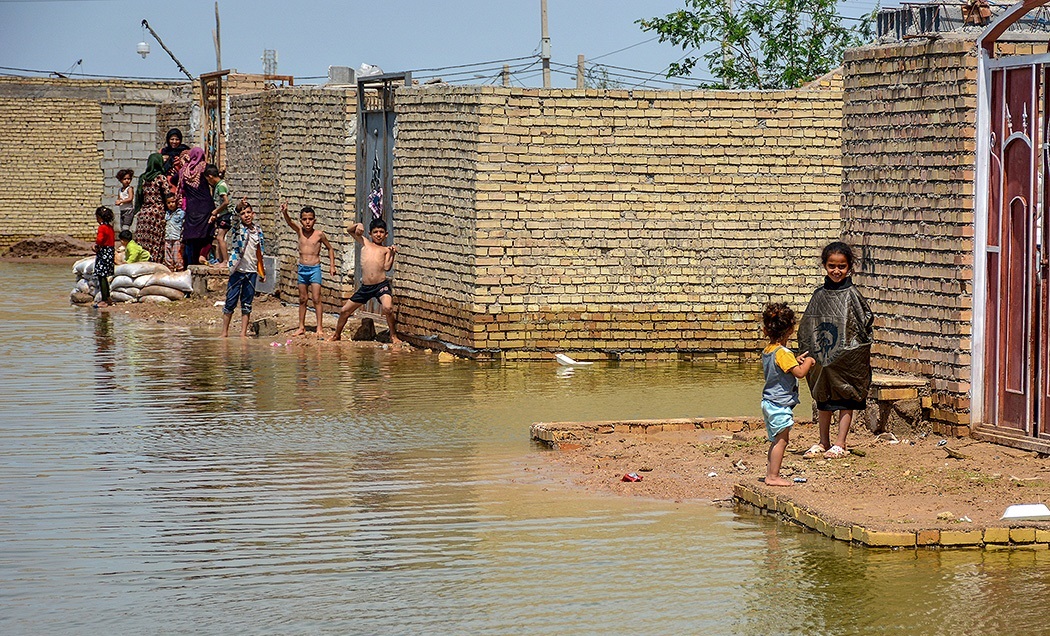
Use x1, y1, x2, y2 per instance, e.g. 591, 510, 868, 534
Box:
734, 483, 1050, 550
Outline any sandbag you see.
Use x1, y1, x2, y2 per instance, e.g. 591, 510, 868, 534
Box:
138, 294, 173, 303
114, 261, 170, 278
111, 275, 134, 289
112, 285, 140, 298
74, 278, 91, 293
110, 291, 136, 303
70, 291, 94, 304
139, 285, 186, 301
73, 256, 95, 275
133, 274, 153, 288
144, 270, 193, 293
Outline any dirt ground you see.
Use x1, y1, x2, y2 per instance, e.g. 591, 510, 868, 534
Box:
521, 422, 1050, 532
4, 235, 94, 259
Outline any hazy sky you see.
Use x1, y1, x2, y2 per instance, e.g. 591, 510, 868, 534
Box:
0, 0, 883, 88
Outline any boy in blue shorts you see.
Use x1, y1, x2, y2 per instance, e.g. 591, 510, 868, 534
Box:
760, 302, 815, 486
282, 203, 335, 338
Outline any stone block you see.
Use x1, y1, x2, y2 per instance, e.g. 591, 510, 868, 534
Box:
251, 317, 278, 337
939, 530, 984, 546
1010, 527, 1037, 544
983, 527, 1010, 544
352, 317, 376, 341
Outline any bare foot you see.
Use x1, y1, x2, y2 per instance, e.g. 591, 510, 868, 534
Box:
96, 301, 110, 308
315, 330, 325, 339
328, 333, 342, 341
764, 477, 794, 487
292, 327, 306, 337
221, 331, 229, 338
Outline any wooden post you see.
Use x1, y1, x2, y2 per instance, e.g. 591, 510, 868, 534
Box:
503, 64, 510, 87
576, 54, 585, 89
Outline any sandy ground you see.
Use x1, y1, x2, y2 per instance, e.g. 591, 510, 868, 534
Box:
521, 422, 1050, 532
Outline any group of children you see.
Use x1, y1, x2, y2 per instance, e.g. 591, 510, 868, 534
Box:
93, 193, 403, 341
760, 241, 874, 486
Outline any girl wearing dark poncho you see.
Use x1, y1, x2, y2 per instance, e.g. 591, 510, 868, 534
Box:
160, 128, 190, 173
797, 242, 874, 460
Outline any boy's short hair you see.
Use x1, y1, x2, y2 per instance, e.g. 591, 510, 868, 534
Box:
118, 229, 133, 241
116, 169, 133, 180
300, 206, 315, 218
95, 206, 114, 224
236, 200, 253, 213
369, 218, 387, 232
203, 164, 222, 179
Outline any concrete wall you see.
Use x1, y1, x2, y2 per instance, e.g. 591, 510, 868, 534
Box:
841, 35, 979, 433
392, 85, 845, 359
0, 77, 185, 249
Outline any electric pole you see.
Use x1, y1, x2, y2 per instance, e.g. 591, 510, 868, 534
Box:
540, 0, 551, 88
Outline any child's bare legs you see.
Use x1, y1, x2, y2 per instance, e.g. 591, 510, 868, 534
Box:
379, 295, 401, 345
766, 429, 793, 486
310, 283, 324, 337
239, 313, 251, 338
329, 300, 363, 341
221, 312, 233, 338
818, 409, 853, 453
294, 283, 309, 336
216, 228, 229, 264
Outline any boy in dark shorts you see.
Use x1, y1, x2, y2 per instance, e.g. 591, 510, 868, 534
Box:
330, 218, 401, 344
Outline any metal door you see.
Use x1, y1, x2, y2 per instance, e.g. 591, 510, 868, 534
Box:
354, 73, 410, 313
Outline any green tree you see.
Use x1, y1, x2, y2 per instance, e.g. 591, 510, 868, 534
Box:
639, 0, 874, 90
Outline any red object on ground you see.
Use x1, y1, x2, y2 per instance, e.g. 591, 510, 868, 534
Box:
622, 472, 642, 482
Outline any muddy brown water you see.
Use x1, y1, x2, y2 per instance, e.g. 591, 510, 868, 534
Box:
2, 262, 1049, 635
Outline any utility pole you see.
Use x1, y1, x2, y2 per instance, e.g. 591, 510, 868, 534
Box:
213, 1, 222, 72
540, 0, 551, 88
502, 64, 510, 87
576, 54, 585, 89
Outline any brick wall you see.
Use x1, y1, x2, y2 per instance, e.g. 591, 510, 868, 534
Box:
225, 87, 357, 309
0, 77, 185, 249
392, 85, 844, 359
841, 35, 979, 431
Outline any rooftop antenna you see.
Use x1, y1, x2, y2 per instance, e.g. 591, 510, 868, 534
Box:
262, 49, 278, 76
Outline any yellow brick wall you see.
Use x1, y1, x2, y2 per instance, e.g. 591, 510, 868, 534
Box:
391, 85, 843, 358
841, 36, 978, 428
0, 98, 103, 247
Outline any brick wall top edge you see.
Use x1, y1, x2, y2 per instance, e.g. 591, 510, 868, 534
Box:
844, 36, 977, 63
400, 85, 843, 100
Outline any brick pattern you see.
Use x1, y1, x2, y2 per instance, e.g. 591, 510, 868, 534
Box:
0, 77, 184, 250
393, 88, 481, 348
224, 88, 357, 310
841, 36, 978, 427
392, 85, 843, 358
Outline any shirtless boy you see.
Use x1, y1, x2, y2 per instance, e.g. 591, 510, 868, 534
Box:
329, 218, 401, 344
282, 203, 336, 338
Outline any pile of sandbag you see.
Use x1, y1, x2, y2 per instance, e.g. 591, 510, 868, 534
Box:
70, 257, 193, 305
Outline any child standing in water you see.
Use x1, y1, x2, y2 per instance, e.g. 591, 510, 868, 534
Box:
282, 203, 336, 338
761, 303, 815, 486
92, 206, 116, 308
163, 193, 185, 271
798, 241, 874, 459
330, 219, 401, 344
115, 169, 135, 230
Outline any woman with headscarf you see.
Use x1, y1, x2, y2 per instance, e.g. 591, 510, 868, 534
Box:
132, 152, 167, 261
179, 147, 214, 267
160, 128, 190, 174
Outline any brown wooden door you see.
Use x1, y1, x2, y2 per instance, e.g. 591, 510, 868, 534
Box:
985, 64, 1039, 434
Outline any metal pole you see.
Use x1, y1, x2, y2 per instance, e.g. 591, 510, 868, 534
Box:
540, 0, 551, 88
141, 19, 193, 81
576, 54, 585, 89
503, 64, 510, 87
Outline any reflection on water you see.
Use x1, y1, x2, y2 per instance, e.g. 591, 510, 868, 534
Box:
1, 263, 1047, 635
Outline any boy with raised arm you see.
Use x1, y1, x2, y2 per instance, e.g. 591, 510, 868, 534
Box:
329, 218, 401, 344
282, 202, 336, 338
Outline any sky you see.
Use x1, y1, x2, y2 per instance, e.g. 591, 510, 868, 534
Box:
0, 0, 883, 89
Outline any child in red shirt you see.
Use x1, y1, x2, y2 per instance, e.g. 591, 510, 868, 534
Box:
93, 206, 116, 307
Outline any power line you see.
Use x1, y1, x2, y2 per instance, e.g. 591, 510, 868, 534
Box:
0, 64, 185, 81
407, 55, 536, 75
588, 36, 661, 62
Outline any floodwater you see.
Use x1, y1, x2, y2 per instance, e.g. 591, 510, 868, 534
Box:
2, 262, 1049, 636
